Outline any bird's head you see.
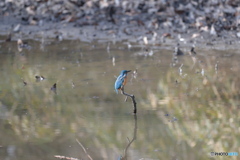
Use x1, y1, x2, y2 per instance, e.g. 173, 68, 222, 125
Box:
120, 70, 131, 75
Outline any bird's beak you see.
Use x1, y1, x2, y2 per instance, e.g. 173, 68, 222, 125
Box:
127, 70, 131, 72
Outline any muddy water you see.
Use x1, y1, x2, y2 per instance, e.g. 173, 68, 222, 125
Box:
0, 39, 239, 160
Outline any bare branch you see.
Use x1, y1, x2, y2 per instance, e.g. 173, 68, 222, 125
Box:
54, 155, 79, 160
121, 87, 137, 114
76, 139, 93, 160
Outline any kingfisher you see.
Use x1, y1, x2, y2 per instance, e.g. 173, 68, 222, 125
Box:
115, 70, 131, 93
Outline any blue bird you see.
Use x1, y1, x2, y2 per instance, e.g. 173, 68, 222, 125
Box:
115, 70, 131, 93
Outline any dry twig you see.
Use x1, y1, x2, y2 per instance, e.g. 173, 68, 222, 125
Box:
76, 139, 93, 160
121, 87, 137, 114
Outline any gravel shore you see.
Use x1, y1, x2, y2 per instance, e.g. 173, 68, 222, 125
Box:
1, 0, 240, 50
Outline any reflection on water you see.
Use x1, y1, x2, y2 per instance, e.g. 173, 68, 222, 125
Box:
118, 115, 137, 160
0, 39, 239, 160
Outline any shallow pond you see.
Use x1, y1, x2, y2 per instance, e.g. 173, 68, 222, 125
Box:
0, 38, 239, 160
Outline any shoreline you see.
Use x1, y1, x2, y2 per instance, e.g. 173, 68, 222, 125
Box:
1, 16, 240, 51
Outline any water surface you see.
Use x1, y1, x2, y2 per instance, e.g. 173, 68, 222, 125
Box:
0, 39, 239, 160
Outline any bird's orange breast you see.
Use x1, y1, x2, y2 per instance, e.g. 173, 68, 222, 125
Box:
123, 76, 127, 85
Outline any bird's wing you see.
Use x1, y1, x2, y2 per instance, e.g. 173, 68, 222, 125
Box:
115, 74, 126, 89
119, 74, 126, 81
